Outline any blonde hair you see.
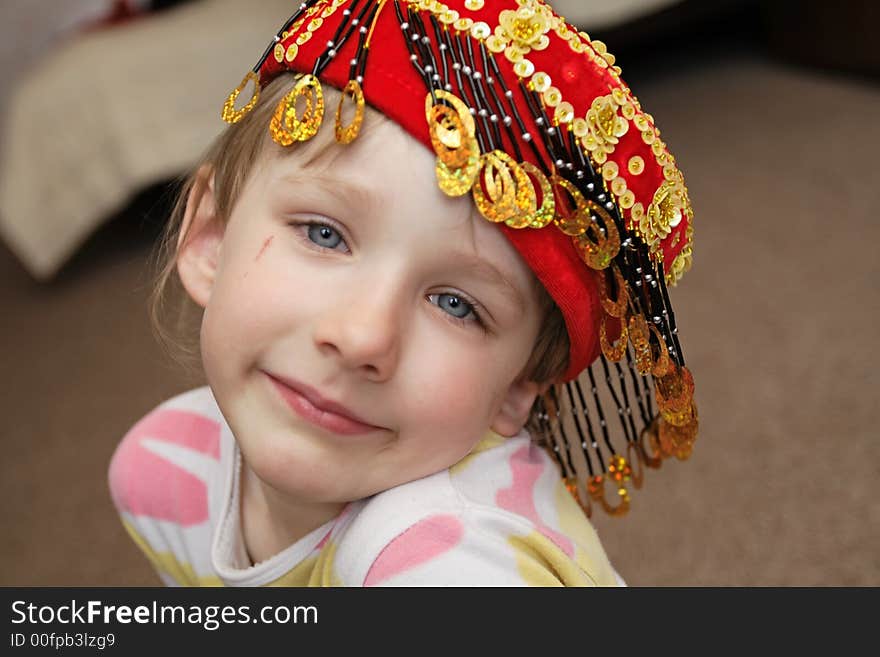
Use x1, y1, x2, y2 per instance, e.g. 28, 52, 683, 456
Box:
150, 74, 569, 386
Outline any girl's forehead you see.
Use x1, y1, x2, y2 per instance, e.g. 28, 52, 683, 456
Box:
258, 119, 538, 299
268, 116, 463, 219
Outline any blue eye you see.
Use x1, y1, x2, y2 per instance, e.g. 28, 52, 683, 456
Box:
432, 293, 474, 320
307, 223, 344, 249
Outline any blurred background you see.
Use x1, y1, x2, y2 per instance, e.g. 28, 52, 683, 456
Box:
0, 0, 877, 586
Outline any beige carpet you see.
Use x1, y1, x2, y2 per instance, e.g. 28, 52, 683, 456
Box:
1, 50, 877, 586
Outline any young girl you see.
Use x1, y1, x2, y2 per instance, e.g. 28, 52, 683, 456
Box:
109, 0, 698, 586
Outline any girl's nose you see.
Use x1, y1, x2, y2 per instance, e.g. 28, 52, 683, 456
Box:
311, 285, 403, 382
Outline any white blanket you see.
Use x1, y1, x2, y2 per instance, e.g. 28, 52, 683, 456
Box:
0, 0, 292, 279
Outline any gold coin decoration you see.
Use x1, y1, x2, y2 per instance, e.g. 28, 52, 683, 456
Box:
472, 151, 520, 224
587, 471, 630, 516
597, 265, 628, 318
269, 74, 325, 146
335, 80, 365, 145
521, 162, 555, 229
648, 323, 672, 377
426, 91, 481, 197
629, 314, 652, 374
574, 201, 621, 270
551, 176, 589, 236
599, 314, 627, 362
628, 155, 645, 175
221, 71, 260, 124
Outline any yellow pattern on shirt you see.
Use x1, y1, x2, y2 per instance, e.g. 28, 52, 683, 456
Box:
122, 519, 222, 587
266, 542, 342, 587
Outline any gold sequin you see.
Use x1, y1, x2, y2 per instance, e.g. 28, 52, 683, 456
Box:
658, 414, 698, 461
574, 201, 621, 270
426, 91, 476, 161
554, 101, 574, 124
269, 74, 325, 146
472, 151, 521, 224
619, 190, 635, 209
522, 162, 555, 229
588, 474, 630, 517
485, 35, 506, 53
568, 39, 586, 54
221, 71, 260, 124
599, 314, 628, 362
597, 265, 628, 318
629, 314, 652, 374
542, 86, 562, 107
611, 176, 627, 196
296, 31, 313, 45
464, 0, 485, 10
470, 21, 491, 39
628, 155, 645, 175
643, 180, 685, 244
551, 176, 589, 236
513, 59, 535, 78
274, 43, 285, 63
668, 242, 693, 286
655, 365, 695, 421
582, 94, 629, 164
453, 17, 474, 32
426, 91, 481, 197
285, 43, 299, 62
631, 202, 645, 222
634, 115, 651, 131
571, 117, 588, 138
530, 71, 552, 93
601, 161, 619, 181
504, 159, 539, 229
335, 80, 365, 145
648, 323, 673, 377
504, 44, 526, 63
607, 454, 632, 487
438, 9, 459, 24
499, 4, 553, 51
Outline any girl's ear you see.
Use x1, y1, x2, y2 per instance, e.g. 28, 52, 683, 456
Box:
490, 379, 550, 437
177, 165, 225, 309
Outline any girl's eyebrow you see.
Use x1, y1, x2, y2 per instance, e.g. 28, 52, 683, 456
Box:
279, 173, 380, 214
445, 251, 526, 313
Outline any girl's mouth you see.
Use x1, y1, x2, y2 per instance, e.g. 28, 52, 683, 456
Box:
264, 372, 384, 436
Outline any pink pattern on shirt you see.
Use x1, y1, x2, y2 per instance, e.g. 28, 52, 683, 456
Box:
109, 408, 220, 526
364, 514, 464, 585
496, 444, 574, 557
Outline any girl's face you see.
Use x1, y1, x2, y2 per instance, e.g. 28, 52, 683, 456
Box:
180, 117, 544, 507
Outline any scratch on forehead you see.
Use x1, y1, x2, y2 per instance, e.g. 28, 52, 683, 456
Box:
255, 235, 274, 261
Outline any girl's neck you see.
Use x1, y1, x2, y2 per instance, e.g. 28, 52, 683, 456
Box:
239, 460, 344, 565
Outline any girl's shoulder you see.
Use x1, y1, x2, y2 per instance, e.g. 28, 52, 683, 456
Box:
330, 432, 621, 586
107, 387, 229, 585
109, 387, 226, 486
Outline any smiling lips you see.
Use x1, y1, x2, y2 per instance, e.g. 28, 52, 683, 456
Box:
265, 373, 383, 436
